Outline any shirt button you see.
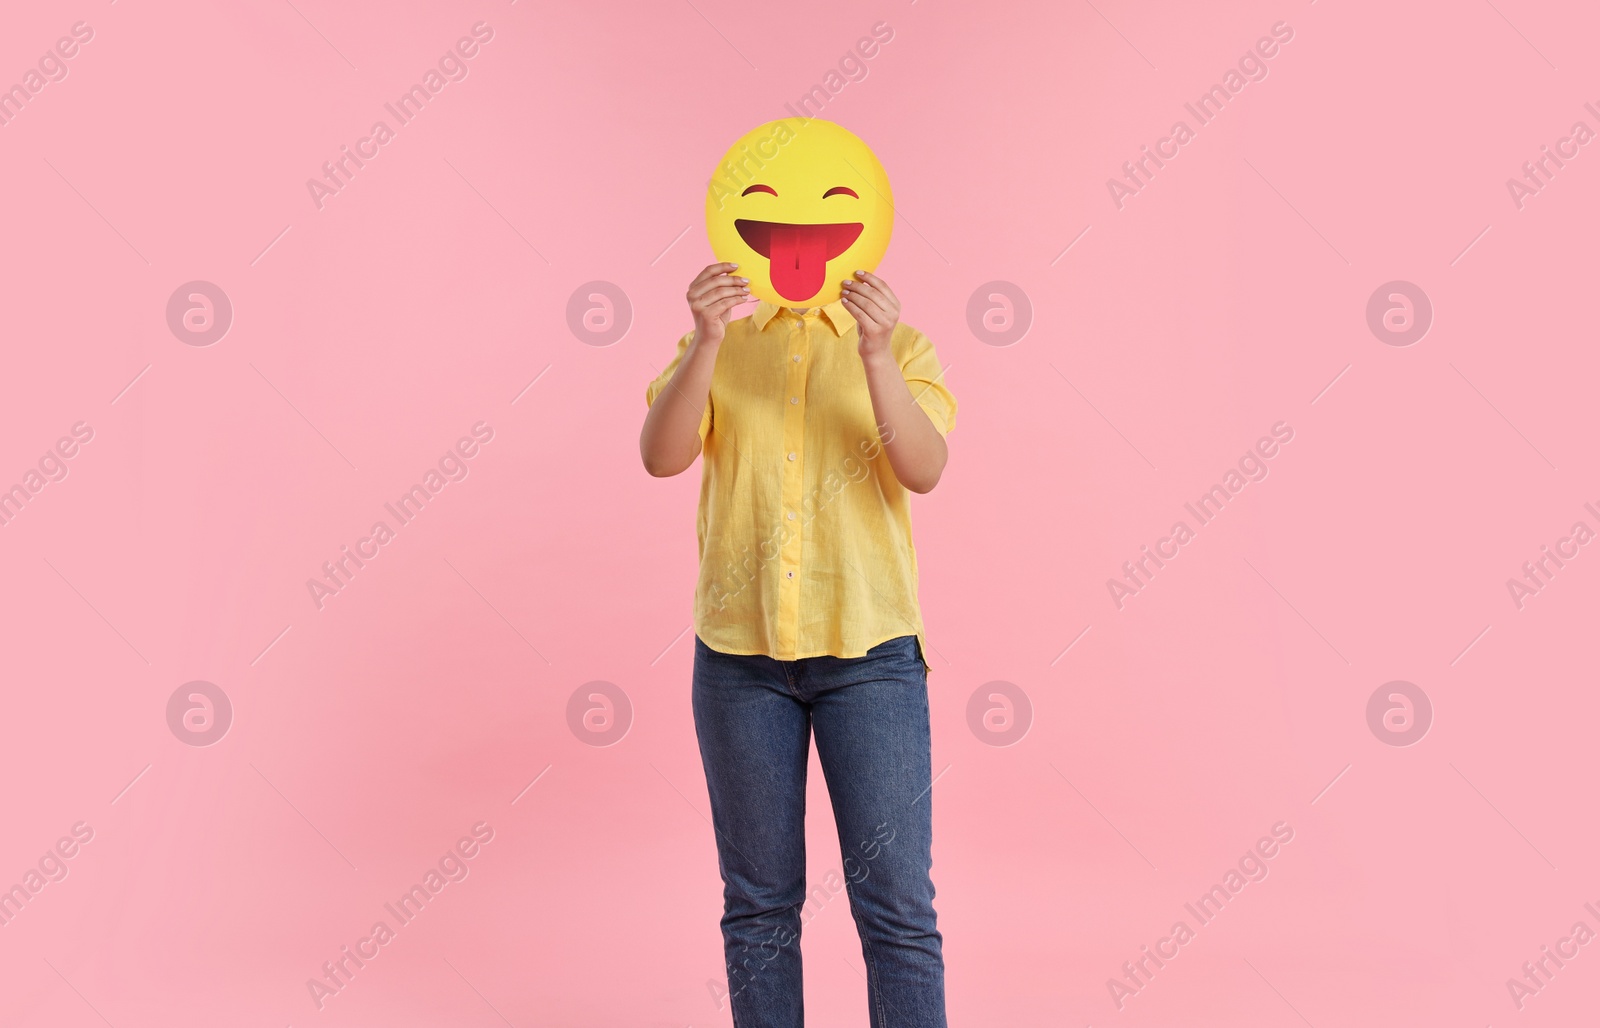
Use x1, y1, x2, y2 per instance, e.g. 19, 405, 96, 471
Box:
787, 511, 795, 520
787, 452, 796, 461
792, 354, 801, 362
790, 396, 798, 404
786, 571, 795, 579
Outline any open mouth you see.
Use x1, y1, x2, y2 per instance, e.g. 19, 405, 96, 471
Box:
735, 220, 864, 301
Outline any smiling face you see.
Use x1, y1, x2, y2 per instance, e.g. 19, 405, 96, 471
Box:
705, 119, 893, 308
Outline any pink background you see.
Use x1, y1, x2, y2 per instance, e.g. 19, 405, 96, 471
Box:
2, 0, 1597, 1024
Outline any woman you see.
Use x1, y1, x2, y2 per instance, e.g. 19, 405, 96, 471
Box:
641, 260, 955, 1027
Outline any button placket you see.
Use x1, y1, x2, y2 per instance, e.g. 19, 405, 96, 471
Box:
775, 313, 809, 656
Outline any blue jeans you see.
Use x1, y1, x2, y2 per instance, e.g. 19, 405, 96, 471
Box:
692, 634, 947, 1028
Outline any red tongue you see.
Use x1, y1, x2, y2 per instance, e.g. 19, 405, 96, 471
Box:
733, 220, 866, 301
768, 223, 829, 301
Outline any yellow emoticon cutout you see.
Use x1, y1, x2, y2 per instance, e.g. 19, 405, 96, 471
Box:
705, 119, 893, 308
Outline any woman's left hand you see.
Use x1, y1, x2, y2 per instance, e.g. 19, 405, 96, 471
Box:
841, 270, 900, 362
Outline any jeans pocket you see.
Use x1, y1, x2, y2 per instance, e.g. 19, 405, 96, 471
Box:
875, 634, 924, 679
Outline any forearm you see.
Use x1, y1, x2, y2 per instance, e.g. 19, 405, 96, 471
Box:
861, 350, 947, 493
640, 337, 719, 477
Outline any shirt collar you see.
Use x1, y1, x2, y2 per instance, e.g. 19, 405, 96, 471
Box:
752, 299, 856, 337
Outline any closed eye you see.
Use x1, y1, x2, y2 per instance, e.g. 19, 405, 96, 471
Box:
741, 184, 777, 196
823, 186, 858, 199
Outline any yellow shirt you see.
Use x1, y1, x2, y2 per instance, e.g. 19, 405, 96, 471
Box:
646, 299, 956, 671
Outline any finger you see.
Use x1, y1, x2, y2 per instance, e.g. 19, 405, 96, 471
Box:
689, 270, 746, 297
693, 284, 750, 308
839, 295, 880, 332
843, 274, 897, 313
689, 262, 741, 290
842, 279, 891, 313
694, 261, 740, 284
853, 270, 899, 308
689, 274, 749, 302
840, 284, 890, 324
705, 297, 747, 322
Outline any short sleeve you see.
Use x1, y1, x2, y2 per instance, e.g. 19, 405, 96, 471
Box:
897, 326, 956, 436
645, 330, 712, 442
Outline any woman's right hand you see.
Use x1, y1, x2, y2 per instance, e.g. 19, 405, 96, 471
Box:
687, 262, 750, 347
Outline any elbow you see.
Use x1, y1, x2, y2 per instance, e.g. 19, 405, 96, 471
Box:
905, 449, 948, 494
639, 439, 663, 477
640, 440, 691, 478
639, 427, 671, 477
641, 451, 680, 478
